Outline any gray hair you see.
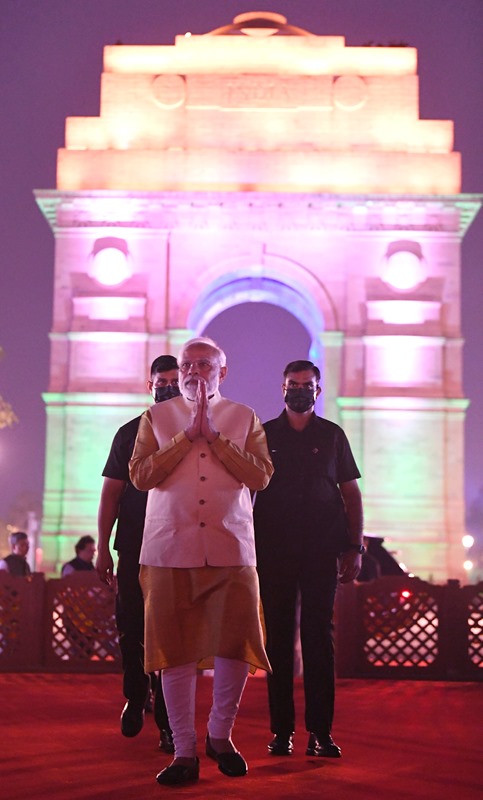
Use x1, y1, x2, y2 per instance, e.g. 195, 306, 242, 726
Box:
179, 337, 227, 368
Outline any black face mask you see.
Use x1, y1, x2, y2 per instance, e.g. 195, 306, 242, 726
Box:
284, 387, 316, 413
154, 385, 181, 403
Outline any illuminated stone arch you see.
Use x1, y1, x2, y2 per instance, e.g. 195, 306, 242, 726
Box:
186, 255, 344, 419
190, 273, 325, 350
188, 252, 336, 337
35, 12, 482, 581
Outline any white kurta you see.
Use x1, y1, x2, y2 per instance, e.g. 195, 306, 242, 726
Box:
129, 391, 273, 568
129, 390, 273, 672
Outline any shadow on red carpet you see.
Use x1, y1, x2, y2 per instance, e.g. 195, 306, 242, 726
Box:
1, 674, 481, 800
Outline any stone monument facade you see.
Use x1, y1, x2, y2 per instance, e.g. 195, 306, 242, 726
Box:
36, 12, 480, 580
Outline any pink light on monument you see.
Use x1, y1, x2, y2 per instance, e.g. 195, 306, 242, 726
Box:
37, 12, 474, 582
89, 238, 131, 286
383, 244, 425, 290
73, 296, 145, 320
367, 300, 440, 325
366, 336, 442, 386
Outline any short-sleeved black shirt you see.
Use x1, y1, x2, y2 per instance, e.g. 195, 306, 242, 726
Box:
253, 411, 361, 559
102, 416, 148, 556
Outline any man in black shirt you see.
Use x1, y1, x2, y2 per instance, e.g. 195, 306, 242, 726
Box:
96, 355, 180, 749
254, 360, 364, 760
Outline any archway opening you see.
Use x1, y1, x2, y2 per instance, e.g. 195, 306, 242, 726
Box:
202, 301, 317, 423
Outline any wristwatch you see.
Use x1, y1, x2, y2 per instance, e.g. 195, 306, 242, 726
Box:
347, 543, 366, 554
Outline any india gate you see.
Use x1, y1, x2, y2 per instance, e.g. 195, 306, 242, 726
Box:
35, 12, 481, 582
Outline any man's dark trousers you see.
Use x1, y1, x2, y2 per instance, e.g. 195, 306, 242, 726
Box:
116, 552, 170, 731
257, 553, 338, 738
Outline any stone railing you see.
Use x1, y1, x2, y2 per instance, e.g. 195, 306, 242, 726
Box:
1, 571, 482, 679
0, 572, 119, 672
335, 576, 483, 681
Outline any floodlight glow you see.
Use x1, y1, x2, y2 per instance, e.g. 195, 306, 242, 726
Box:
367, 300, 440, 325
111, 120, 137, 149
384, 250, 423, 290
90, 247, 131, 286
463, 560, 473, 571
462, 534, 474, 549
366, 336, 441, 386
73, 296, 145, 320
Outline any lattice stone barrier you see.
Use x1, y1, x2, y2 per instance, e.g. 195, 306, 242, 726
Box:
467, 585, 483, 667
44, 573, 119, 670
0, 571, 120, 672
336, 576, 483, 680
0, 572, 45, 670
362, 580, 440, 667
0, 571, 482, 678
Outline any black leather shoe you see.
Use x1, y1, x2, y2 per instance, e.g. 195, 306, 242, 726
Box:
206, 734, 248, 777
156, 757, 200, 786
159, 728, 175, 754
120, 701, 145, 737
268, 734, 294, 756
306, 733, 342, 758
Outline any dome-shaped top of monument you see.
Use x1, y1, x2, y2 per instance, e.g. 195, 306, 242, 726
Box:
206, 11, 314, 38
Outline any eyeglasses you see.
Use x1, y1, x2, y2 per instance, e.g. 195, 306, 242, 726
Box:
179, 359, 214, 373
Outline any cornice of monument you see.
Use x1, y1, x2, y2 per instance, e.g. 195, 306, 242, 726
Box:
35, 189, 482, 237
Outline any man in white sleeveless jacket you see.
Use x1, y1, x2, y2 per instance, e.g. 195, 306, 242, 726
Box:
130, 337, 273, 786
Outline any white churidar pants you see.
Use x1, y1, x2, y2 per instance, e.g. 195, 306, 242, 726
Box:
161, 657, 249, 758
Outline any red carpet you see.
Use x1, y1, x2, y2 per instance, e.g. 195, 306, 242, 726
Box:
1, 674, 481, 800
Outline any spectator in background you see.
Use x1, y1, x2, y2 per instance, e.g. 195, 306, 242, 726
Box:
0, 531, 31, 576
61, 535, 96, 576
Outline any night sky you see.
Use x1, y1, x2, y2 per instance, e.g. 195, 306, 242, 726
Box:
1, 0, 482, 527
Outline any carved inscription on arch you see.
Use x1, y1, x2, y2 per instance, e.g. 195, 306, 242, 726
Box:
183, 75, 368, 111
